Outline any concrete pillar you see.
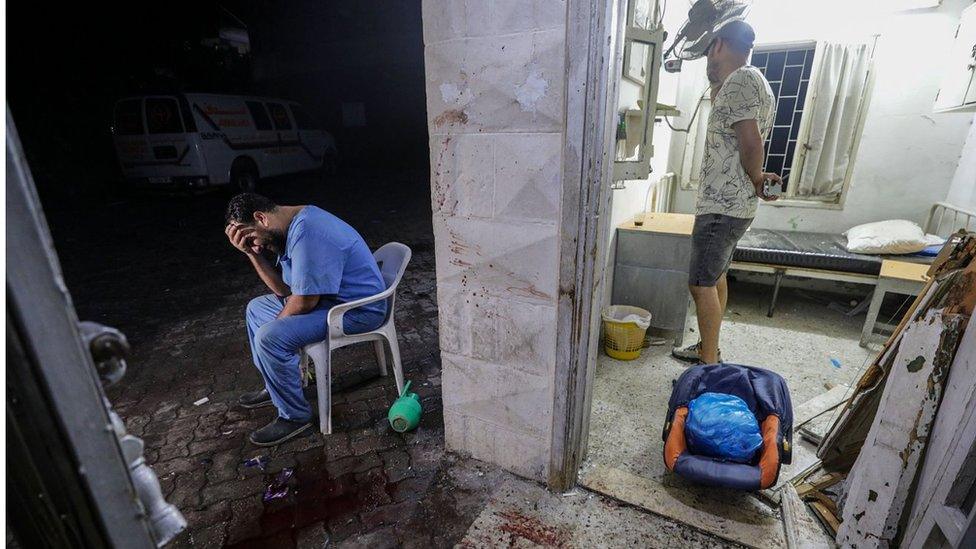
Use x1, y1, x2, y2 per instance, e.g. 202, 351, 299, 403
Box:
422, 0, 569, 481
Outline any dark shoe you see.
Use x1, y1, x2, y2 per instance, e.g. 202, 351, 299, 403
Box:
671, 341, 723, 364
238, 388, 273, 409
249, 417, 313, 447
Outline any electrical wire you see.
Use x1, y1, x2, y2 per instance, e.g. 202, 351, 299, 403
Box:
663, 87, 709, 133
655, 0, 668, 28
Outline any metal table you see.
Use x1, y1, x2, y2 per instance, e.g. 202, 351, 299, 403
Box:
860, 259, 929, 347
611, 213, 695, 347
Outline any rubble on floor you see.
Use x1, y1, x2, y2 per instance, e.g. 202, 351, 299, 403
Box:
790, 230, 976, 547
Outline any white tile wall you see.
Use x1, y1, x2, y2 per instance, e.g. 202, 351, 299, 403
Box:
423, 0, 569, 481
425, 29, 566, 134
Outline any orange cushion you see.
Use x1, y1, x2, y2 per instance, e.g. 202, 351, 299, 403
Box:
758, 414, 781, 489
664, 406, 689, 471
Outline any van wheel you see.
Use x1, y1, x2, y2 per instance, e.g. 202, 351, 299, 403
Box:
231, 163, 258, 193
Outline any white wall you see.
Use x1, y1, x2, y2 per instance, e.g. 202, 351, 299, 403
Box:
607, 1, 685, 235
945, 113, 976, 211
422, 0, 568, 482
664, 0, 975, 233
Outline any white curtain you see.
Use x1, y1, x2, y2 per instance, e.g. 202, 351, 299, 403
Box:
795, 42, 872, 199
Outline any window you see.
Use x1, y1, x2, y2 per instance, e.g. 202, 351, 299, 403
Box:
267, 103, 293, 130
676, 39, 872, 207
113, 99, 144, 135
289, 105, 314, 130
145, 98, 184, 134
246, 101, 272, 131
751, 44, 816, 189
612, 0, 664, 182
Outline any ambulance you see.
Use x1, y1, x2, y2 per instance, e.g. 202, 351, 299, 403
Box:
111, 94, 337, 191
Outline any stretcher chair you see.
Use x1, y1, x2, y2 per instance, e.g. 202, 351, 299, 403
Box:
663, 363, 793, 490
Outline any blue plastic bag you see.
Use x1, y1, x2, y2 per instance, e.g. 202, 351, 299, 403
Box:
685, 392, 763, 463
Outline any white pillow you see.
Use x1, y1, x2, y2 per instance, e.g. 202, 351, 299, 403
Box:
844, 219, 928, 254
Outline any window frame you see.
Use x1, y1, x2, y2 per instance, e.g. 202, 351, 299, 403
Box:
113, 98, 146, 136
612, 0, 665, 182
751, 41, 816, 195
266, 102, 294, 131
756, 39, 875, 210
246, 101, 273, 131
144, 97, 186, 135
677, 39, 874, 210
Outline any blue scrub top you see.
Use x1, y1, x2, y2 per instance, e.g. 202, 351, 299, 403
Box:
278, 206, 387, 324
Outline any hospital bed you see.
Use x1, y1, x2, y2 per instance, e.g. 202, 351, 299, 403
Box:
729, 202, 975, 318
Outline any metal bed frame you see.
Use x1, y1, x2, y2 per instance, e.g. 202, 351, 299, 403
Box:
730, 202, 975, 317
857, 202, 976, 345
924, 201, 976, 236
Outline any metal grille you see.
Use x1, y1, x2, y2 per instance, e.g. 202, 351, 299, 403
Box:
751, 45, 816, 189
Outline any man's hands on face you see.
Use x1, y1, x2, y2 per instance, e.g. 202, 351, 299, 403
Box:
753, 172, 782, 202
225, 222, 262, 256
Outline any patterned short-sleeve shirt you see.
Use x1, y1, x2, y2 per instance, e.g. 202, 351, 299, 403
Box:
697, 65, 775, 219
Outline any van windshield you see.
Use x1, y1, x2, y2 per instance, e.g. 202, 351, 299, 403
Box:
114, 99, 144, 135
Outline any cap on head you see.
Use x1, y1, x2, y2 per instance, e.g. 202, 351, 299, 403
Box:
714, 20, 755, 54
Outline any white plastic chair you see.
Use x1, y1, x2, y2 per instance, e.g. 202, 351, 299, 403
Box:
302, 242, 411, 435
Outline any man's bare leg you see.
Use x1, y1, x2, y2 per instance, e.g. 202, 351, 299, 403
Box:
717, 273, 729, 315
689, 284, 722, 364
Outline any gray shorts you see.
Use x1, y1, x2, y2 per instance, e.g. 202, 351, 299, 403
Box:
689, 214, 753, 287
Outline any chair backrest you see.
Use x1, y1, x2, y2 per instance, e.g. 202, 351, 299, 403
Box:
373, 242, 411, 316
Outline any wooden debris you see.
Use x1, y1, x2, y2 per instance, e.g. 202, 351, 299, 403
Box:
819, 232, 976, 466
901, 319, 976, 546
781, 483, 833, 549
790, 231, 976, 548
810, 500, 841, 535
795, 471, 845, 498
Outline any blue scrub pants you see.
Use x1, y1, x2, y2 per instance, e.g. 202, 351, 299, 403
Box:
245, 294, 385, 422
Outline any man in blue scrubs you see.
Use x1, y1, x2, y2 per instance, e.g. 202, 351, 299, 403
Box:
224, 193, 387, 446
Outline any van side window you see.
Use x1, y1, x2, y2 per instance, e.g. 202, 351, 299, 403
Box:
267, 103, 293, 130
289, 105, 314, 130
246, 101, 272, 131
114, 99, 144, 135
145, 98, 184, 134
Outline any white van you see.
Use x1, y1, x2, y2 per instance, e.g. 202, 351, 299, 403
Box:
112, 94, 337, 191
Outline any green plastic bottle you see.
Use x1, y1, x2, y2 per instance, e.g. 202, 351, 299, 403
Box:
388, 380, 422, 433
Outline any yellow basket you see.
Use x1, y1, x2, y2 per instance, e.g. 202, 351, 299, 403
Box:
602, 305, 652, 361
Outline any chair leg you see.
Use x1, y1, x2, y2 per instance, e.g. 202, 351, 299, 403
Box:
386, 327, 405, 395
374, 340, 388, 377
306, 344, 332, 435
299, 351, 311, 387
767, 270, 784, 318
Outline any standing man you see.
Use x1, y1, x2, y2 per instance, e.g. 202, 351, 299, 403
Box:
673, 21, 780, 365
224, 193, 387, 446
